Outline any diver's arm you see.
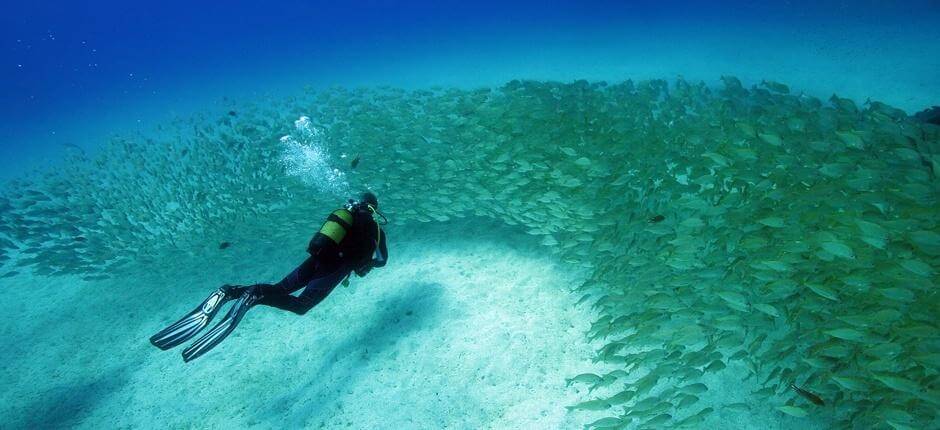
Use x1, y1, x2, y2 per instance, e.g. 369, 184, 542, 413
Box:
372, 229, 388, 268
307, 233, 332, 256
355, 229, 387, 277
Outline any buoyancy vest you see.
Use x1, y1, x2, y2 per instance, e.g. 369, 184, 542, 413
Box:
308, 206, 379, 268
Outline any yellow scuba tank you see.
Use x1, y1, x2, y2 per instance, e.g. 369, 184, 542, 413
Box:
316, 208, 354, 245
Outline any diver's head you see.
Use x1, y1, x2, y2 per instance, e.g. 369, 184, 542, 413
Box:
360, 191, 378, 210
351, 191, 387, 224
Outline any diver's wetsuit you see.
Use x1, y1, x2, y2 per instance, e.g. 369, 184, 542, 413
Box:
232, 206, 388, 315
149, 200, 388, 362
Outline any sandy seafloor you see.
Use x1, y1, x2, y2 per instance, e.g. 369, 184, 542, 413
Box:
1, 220, 594, 429
0, 217, 828, 429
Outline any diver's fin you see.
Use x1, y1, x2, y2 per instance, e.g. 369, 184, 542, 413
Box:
181, 290, 259, 362
150, 288, 232, 350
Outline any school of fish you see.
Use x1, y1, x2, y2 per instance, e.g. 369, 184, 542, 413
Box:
0, 77, 937, 429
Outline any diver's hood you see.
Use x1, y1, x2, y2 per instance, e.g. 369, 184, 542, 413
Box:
345, 199, 388, 225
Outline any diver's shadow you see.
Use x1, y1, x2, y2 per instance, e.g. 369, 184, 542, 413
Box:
11, 365, 130, 429
264, 282, 444, 424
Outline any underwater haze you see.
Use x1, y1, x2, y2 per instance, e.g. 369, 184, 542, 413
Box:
1, 1, 939, 429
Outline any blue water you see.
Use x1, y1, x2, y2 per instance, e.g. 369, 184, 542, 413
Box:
2, 2, 940, 429
2, 1, 939, 178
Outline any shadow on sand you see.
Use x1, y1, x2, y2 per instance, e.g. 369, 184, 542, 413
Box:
10, 365, 131, 429
259, 282, 445, 426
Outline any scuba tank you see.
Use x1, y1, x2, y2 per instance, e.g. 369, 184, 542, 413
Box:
308, 197, 386, 256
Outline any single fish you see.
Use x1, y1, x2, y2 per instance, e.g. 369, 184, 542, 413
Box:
565, 373, 602, 386
350, 155, 361, 169
565, 398, 611, 411
219, 241, 232, 250
790, 383, 825, 406
761, 80, 790, 94
228, 110, 237, 116
648, 214, 665, 223
62, 142, 86, 155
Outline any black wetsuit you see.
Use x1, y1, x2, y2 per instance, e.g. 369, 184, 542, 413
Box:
235, 206, 388, 315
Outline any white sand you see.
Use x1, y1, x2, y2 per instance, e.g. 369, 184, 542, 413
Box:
1, 220, 610, 428
0, 216, 837, 429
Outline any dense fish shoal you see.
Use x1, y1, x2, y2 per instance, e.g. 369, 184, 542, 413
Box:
0, 78, 937, 429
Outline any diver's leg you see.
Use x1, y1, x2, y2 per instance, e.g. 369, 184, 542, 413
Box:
249, 256, 320, 297
161, 258, 317, 359
256, 266, 351, 315
220, 256, 319, 299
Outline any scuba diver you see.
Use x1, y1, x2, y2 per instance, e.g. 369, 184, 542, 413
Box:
150, 192, 388, 362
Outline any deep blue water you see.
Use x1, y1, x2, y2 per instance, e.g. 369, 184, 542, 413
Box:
1, 3, 940, 429
1, 1, 939, 179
